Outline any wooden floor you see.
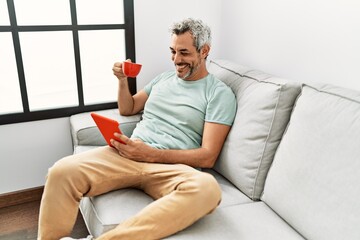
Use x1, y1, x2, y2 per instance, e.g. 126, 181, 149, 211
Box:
0, 200, 89, 240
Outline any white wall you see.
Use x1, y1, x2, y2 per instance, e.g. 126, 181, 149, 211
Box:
133, 0, 223, 90
0, 118, 73, 194
220, 0, 360, 90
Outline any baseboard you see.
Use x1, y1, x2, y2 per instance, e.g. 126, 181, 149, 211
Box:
0, 186, 44, 209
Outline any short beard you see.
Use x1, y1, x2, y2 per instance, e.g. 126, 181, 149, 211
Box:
180, 63, 200, 80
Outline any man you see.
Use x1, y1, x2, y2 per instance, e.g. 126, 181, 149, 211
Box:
38, 18, 236, 240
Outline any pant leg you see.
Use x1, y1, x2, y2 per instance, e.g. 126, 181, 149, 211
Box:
38, 146, 145, 240
98, 163, 222, 240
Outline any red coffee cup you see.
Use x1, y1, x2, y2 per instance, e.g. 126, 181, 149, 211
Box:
122, 61, 142, 78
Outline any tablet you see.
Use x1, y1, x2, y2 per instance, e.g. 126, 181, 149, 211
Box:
91, 112, 125, 147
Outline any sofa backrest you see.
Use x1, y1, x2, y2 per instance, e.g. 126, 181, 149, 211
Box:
208, 59, 301, 200
262, 84, 360, 240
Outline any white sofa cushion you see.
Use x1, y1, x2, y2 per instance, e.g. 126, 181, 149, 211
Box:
208, 59, 301, 200
80, 188, 154, 237
262, 84, 360, 240
79, 166, 252, 238
165, 202, 304, 240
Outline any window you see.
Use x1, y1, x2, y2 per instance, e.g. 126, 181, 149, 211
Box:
0, 0, 136, 124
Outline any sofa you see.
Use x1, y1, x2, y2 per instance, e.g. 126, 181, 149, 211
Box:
69, 59, 360, 239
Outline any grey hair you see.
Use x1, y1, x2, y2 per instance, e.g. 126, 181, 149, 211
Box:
170, 18, 212, 52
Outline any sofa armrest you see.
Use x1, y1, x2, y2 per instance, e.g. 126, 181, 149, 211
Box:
70, 109, 142, 147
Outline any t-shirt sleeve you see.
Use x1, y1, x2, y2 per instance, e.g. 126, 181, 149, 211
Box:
205, 85, 237, 126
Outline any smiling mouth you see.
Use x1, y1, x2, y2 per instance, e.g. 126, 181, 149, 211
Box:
176, 64, 189, 72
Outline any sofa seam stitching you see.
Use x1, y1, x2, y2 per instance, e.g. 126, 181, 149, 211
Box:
210, 60, 281, 86
304, 83, 360, 104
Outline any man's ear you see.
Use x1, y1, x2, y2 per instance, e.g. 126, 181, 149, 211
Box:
201, 44, 210, 59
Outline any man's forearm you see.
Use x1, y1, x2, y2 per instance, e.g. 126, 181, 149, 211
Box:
117, 78, 135, 116
112, 122, 230, 169
150, 147, 218, 169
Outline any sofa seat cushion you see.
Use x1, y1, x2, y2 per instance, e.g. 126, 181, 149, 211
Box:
78, 165, 252, 237
165, 202, 304, 240
208, 59, 301, 200
262, 84, 360, 240
70, 109, 142, 146
80, 189, 154, 237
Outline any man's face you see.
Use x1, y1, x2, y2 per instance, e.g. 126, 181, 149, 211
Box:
170, 32, 204, 80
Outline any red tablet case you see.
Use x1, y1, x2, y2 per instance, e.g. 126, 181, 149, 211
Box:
90, 112, 125, 147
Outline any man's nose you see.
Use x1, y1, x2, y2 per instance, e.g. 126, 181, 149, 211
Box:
172, 53, 181, 63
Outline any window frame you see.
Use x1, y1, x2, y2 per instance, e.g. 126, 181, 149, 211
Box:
0, 0, 136, 125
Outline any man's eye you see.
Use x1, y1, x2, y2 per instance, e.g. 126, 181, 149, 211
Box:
170, 51, 189, 56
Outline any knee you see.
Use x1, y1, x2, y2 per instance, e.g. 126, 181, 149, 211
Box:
44, 155, 88, 202
46, 155, 80, 184
187, 173, 222, 209
200, 173, 222, 202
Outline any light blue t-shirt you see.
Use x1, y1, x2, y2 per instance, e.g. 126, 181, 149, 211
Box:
131, 71, 237, 149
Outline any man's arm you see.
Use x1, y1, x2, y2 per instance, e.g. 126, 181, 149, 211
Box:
113, 61, 148, 115
111, 122, 231, 168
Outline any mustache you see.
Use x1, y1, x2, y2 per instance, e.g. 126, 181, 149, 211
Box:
175, 62, 189, 66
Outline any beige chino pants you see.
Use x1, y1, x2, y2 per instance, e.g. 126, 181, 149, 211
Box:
38, 146, 221, 240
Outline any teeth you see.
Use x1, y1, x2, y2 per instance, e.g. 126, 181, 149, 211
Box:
177, 64, 188, 70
